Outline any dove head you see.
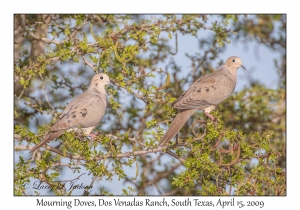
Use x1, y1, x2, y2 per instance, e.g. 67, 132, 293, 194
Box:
88, 73, 113, 92
225, 56, 246, 71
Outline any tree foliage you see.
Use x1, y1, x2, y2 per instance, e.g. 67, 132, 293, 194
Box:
14, 14, 286, 195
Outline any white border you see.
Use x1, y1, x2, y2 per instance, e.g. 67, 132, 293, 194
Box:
3, 0, 296, 209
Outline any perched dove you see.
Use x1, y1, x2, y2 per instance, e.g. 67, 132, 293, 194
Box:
31, 73, 112, 152
158, 56, 246, 146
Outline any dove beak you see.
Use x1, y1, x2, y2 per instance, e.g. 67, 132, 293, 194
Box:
107, 80, 113, 86
240, 65, 246, 70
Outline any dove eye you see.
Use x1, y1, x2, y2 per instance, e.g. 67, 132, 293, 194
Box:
100, 76, 103, 80
232, 59, 236, 62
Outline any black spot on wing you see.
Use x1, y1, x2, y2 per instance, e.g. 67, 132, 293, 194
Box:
72, 115, 76, 118
80, 112, 87, 117
206, 88, 209, 92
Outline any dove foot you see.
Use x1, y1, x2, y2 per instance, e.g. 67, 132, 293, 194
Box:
205, 112, 216, 121
205, 112, 218, 126
88, 133, 97, 140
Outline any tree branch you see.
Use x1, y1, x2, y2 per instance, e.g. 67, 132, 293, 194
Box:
15, 143, 171, 161
144, 162, 182, 187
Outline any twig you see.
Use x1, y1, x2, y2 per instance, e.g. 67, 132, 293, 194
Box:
219, 143, 239, 154
14, 145, 32, 151
17, 144, 171, 161
57, 173, 86, 183
14, 134, 22, 141
168, 32, 178, 55
191, 119, 206, 138
210, 134, 222, 150
161, 188, 182, 196
110, 78, 148, 103
166, 149, 185, 164
218, 144, 241, 166
18, 75, 32, 99
20, 15, 61, 45
39, 74, 55, 112
106, 134, 146, 147
81, 56, 95, 71
144, 162, 182, 187
83, 176, 98, 195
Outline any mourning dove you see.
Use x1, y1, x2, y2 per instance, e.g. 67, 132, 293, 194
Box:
31, 73, 112, 152
158, 56, 246, 146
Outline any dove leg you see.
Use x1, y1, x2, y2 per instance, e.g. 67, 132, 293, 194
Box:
80, 126, 97, 140
70, 126, 96, 140
205, 112, 218, 126
71, 127, 97, 142
205, 112, 216, 121
82, 126, 96, 135
204, 105, 216, 121
88, 133, 97, 140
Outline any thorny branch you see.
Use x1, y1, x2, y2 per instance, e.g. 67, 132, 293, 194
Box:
15, 142, 170, 161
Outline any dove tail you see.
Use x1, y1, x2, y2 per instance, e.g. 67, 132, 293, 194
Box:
30, 130, 65, 153
158, 109, 197, 146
